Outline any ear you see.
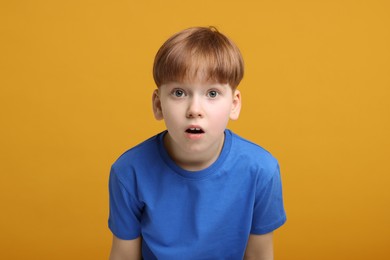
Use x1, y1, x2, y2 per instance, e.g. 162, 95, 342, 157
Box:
152, 89, 164, 120
229, 89, 241, 120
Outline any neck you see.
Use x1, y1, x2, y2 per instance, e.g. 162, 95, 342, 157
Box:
163, 133, 225, 172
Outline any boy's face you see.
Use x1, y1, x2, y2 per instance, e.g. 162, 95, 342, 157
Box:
152, 79, 241, 165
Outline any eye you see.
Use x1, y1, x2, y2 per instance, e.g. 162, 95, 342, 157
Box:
172, 89, 185, 97
207, 90, 219, 98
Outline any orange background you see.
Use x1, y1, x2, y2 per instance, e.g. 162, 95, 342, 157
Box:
1, 0, 389, 259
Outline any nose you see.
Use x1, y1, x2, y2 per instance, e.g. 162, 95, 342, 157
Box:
186, 97, 203, 118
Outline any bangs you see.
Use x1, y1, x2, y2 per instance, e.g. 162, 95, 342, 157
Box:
153, 27, 244, 88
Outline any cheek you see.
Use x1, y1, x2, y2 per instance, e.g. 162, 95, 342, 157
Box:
209, 103, 232, 123
214, 101, 232, 116
162, 102, 180, 116
161, 103, 182, 124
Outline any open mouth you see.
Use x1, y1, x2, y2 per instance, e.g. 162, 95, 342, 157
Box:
185, 127, 205, 134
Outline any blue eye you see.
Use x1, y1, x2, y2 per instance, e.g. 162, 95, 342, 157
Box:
207, 90, 218, 98
173, 89, 185, 97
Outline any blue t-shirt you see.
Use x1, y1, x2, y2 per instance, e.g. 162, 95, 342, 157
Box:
109, 129, 286, 259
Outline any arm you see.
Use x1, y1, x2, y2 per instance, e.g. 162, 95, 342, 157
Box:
244, 232, 274, 260
109, 235, 142, 260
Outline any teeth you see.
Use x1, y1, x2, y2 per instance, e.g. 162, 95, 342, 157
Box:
186, 127, 203, 134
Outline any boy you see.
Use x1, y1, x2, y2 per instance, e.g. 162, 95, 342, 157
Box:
108, 26, 286, 260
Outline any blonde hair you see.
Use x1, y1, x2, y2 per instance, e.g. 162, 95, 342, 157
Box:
153, 26, 244, 89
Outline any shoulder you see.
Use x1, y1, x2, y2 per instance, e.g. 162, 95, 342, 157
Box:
229, 130, 278, 167
227, 130, 279, 184
111, 132, 163, 179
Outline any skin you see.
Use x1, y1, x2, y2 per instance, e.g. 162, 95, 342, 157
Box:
244, 232, 274, 260
109, 236, 141, 260
152, 80, 241, 171
109, 79, 274, 259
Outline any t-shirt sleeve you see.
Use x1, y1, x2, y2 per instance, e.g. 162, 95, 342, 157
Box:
251, 164, 287, 235
108, 165, 143, 240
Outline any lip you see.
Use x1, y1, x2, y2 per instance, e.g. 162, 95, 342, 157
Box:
184, 125, 205, 140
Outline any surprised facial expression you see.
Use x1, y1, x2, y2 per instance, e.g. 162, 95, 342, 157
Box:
153, 80, 241, 160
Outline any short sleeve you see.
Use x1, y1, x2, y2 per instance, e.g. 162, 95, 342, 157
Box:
108, 166, 143, 240
251, 164, 287, 234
